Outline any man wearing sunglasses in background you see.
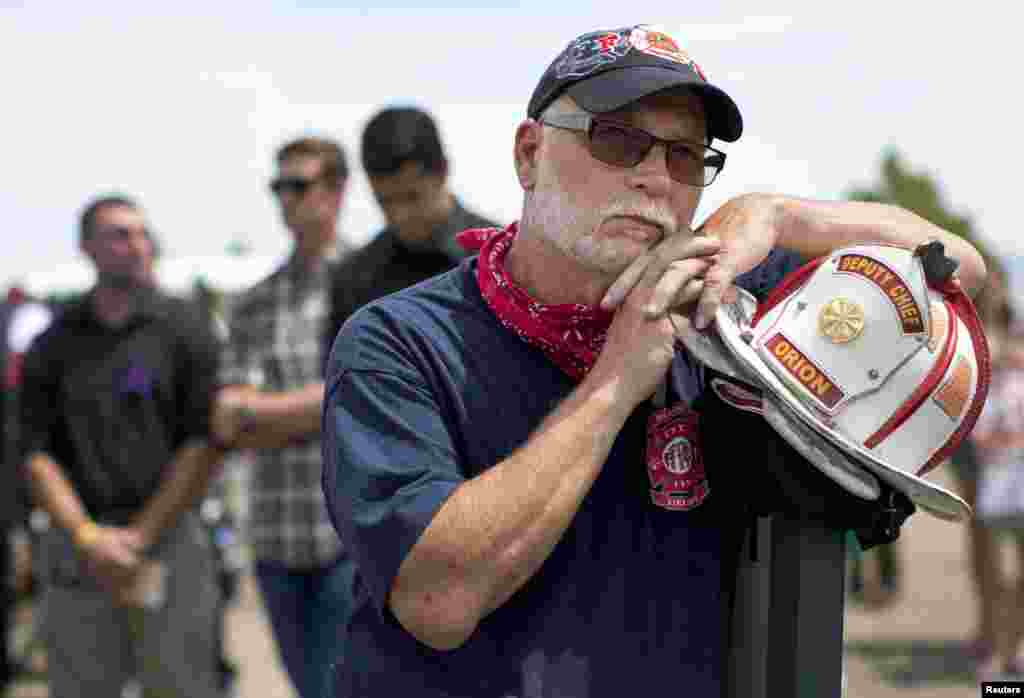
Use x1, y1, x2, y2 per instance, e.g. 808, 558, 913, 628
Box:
321, 25, 987, 697
211, 137, 355, 698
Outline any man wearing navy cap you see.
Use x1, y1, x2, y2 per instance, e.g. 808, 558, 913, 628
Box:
322, 24, 986, 697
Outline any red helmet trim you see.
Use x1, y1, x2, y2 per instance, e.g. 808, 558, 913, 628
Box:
749, 256, 826, 328
864, 299, 958, 450
918, 287, 991, 475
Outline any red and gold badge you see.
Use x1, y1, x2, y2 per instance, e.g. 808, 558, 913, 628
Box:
630, 26, 707, 79
645, 402, 710, 511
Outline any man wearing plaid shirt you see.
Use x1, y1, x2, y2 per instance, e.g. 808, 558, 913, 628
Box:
213, 137, 354, 698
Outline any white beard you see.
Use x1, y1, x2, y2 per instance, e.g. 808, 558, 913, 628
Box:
524, 179, 682, 275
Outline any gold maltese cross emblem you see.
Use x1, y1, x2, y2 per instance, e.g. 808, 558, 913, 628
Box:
818, 298, 865, 344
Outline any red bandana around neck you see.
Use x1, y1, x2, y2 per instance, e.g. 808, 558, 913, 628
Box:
458, 224, 711, 512
456, 223, 614, 382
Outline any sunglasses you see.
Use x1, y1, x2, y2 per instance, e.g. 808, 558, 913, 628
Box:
539, 112, 726, 187
269, 175, 322, 198
91, 224, 151, 240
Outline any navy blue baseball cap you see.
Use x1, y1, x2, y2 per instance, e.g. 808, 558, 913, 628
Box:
528, 25, 743, 142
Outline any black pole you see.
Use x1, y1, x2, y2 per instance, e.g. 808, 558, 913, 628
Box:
766, 516, 847, 697
728, 516, 847, 697
727, 516, 771, 698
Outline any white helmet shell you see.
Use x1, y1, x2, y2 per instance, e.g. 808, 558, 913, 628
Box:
691, 242, 989, 521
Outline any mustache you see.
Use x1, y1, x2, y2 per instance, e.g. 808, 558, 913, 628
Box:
599, 200, 679, 237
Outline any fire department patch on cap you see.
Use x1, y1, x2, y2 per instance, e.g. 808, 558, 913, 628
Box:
629, 25, 706, 78
553, 29, 632, 79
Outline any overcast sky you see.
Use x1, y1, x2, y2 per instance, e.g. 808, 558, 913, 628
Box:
3, 2, 1021, 292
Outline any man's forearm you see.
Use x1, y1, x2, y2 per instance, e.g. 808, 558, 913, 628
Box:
24, 452, 92, 537
388, 377, 633, 650
131, 440, 225, 549
230, 383, 324, 450
773, 196, 987, 295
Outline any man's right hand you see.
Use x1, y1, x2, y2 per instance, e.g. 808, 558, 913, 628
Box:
211, 391, 246, 449
588, 236, 720, 409
78, 524, 143, 595
589, 284, 678, 409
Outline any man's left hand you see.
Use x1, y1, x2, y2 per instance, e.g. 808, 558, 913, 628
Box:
212, 390, 252, 449
601, 193, 781, 328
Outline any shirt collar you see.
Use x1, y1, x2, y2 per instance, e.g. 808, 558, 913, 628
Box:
386, 197, 473, 259
285, 240, 349, 279
75, 285, 166, 330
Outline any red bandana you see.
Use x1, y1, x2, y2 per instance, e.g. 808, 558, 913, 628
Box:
456, 223, 614, 382
458, 224, 711, 512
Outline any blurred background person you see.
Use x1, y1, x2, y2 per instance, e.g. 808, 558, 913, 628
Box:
212, 136, 354, 698
193, 278, 246, 696
0, 286, 52, 689
18, 194, 225, 698
949, 267, 1006, 670
324, 106, 499, 351
961, 266, 1024, 678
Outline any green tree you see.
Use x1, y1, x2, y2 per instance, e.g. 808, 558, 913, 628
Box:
845, 148, 997, 269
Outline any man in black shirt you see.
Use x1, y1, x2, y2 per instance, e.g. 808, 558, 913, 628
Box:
19, 194, 224, 698
324, 106, 499, 355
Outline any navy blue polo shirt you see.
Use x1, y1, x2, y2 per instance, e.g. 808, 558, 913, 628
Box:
323, 250, 799, 698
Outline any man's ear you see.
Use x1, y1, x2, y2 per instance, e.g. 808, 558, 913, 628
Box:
513, 120, 542, 191
145, 228, 162, 260
79, 234, 94, 262
331, 178, 347, 209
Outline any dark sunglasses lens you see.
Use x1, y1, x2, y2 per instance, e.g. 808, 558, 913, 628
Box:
270, 178, 311, 197
589, 122, 651, 168
666, 144, 709, 185
95, 225, 148, 239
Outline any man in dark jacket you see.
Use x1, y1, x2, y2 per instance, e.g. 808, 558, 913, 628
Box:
324, 106, 499, 356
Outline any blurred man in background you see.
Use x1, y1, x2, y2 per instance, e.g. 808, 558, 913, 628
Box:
0, 286, 52, 689
324, 106, 499, 351
957, 267, 1024, 678
19, 194, 224, 698
212, 136, 354, 698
